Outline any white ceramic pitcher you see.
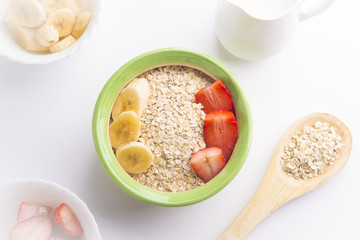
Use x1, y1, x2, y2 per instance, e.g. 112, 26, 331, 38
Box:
215, 0, 335, 61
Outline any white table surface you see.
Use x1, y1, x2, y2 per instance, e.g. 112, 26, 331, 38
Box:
1, 0, 359, 239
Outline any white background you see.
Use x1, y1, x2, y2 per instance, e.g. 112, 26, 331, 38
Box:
0, 0, 359, 239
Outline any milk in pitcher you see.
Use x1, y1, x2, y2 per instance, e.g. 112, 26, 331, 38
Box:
227, 0, 296, 19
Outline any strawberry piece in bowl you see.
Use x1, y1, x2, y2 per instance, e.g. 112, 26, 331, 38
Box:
52, 203, 83, 237
195, 80, 234, 114
9, 216, 52, 240
191, 147, 226, 183
203, 110, 239, 160
17, 202, 52, 223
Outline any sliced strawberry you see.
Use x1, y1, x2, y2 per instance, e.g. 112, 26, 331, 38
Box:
50, 238, 67, 240
9, 216, 52, 240
191, 147, 226, 183
195, 80, 234, 114
17, 202, 52, 223
52, 203, 83, 237
203, 110, 238, 160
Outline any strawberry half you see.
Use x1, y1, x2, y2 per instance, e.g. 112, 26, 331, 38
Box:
203, 110, 238, 160
51, 203, 83, 237
191, 147, 226, 183
9, 216, 53, 240
17, 202, 52, 223
195, 80, 234, 114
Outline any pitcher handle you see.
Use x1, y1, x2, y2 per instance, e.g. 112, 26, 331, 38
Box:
300, 0, 335, 21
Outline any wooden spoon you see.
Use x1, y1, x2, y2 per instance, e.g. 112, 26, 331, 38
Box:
218, 112, 352, 240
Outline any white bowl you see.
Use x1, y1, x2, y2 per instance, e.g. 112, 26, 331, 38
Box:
0, 0, 100, 65
0, 179, 101, 240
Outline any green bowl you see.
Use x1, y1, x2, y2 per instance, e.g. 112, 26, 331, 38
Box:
92, 48, 253, 206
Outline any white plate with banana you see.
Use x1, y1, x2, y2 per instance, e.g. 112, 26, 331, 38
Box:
0, 0, 100, 64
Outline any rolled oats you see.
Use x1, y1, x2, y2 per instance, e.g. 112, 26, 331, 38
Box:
281, 121, 343, 180
129, 65, 215, 192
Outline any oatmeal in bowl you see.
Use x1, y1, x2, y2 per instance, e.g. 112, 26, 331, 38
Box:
114, 66, 211, 192
93, 48, 252, 206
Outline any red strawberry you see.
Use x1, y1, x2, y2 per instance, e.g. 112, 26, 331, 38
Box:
52, 203, 83, 237
9, 216, 53, 240
195, 80, 234, 114
203, 110, 238, 160
191, 147, 226, 183
17, 202, 52, 223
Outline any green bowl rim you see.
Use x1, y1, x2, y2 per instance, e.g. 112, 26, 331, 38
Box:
92, 47, 253, 207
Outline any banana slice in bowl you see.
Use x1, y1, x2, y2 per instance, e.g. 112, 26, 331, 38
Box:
5, 21, 49, 52
46, 8, 75, 38
109, 111, 141, 149
36, 24, 59, 47
112, 78, 151, 120
116, 142, 154, 174
0, 0, 100, 64
72, 11, 92, 39
49, 34, 76, 53
7, 0, 46, 28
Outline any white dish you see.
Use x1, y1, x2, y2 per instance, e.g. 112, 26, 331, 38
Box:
0, 0, 100, 65
0, 179, 102, 240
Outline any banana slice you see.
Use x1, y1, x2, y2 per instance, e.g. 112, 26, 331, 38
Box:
39, 0, 74, 16
112, 78, 151, 120
72, 11, 92, 39
109, 111, 141, 149
49, 35, 75, 53
71, 0, 83, 16
47, 8, 75, 38
7, 0, 46, 27
116, 142, 154, 174
6, 21, 48, 52
36, 24, 59, 47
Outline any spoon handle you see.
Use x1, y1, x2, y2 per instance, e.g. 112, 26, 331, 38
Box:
218, 171, 295, 240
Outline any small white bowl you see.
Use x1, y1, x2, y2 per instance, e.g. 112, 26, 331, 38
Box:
0, 179, 101, 240
0, 0, 100, 65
